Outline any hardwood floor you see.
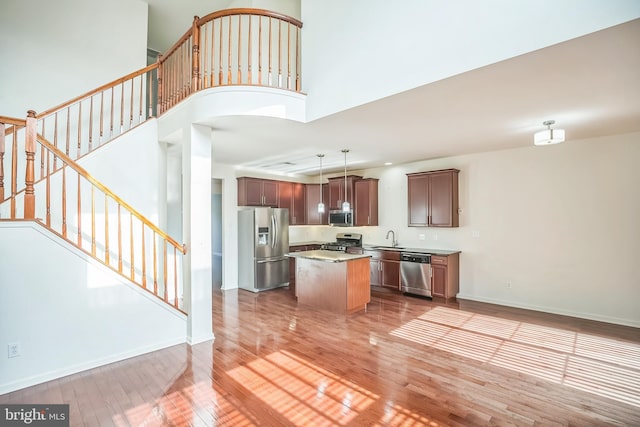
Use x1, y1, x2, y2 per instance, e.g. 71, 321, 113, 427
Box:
2, 288, 639, 426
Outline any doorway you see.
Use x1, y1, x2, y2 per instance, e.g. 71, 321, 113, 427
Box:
211, 179, 223, 289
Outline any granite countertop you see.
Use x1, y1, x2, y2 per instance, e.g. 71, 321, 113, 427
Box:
287, 249, 371, 263
362, 245, 461, 256
289, 241, 328, 247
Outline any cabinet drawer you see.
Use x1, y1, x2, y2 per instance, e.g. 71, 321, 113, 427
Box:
431, 255, 448, 265
289, 245, 308, 252
380, 251, 401, 261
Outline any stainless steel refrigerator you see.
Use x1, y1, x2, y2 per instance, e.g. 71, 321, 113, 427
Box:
238, 207, 289, 292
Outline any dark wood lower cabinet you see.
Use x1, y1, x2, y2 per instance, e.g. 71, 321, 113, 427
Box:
366, 250, 400, 291
430, 253, 459, 300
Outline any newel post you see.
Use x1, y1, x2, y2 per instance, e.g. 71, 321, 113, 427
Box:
0, 122, 5, 201
24, 110, 37, 219
191, 16, 200, 93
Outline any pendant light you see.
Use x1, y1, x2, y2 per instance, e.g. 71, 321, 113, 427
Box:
341, 149, 350, 212
317, 154, 325, 213
534, 120, 565, 146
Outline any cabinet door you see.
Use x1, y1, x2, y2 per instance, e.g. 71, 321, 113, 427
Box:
354, 179, 378, 226
262, 180, 279, 207
279, 181, 293, 210
243, 178, 266, 206
238, 177, 279, 207
305, 184, 328, 225
364, 250, 381, 287
408, 174, 429, 226
381, 260, 400, 290
328, 179, 343, 210
370, 260, 381, 286
291, 183, 306, 225
429, 171, 459, 227
431, 264, 447, 297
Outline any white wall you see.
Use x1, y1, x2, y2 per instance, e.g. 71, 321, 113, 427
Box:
289, 132, 640, 327
301, 0, 640, 121
0, 222, 186, 394
228, 0, 300, 19
0, 0, 148, 118
77, 120, 165, 224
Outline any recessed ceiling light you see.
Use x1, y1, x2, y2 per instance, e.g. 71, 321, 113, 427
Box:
384, 162, 393, 166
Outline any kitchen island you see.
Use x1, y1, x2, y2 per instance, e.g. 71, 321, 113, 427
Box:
287, 250, 371, 314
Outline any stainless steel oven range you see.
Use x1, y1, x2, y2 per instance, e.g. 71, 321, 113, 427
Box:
321, 233, 363, 253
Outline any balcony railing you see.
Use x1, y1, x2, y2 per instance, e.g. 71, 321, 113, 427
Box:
159, 8, 303, 113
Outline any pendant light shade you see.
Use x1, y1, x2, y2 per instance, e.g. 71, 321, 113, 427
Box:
534, 120, 565, 146
341, 149, 351, 212
317, 154, 325, 213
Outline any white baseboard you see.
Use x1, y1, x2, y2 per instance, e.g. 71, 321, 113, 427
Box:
0, 336, 186, 396
456, 293, 640, 328
187, 333, 215, 346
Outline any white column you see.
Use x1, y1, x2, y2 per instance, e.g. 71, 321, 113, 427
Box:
182, 124, 214, 344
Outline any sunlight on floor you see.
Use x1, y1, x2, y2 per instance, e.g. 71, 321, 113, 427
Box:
227, 350, 441, 426
112, 381, 259, 426
390, 306, 640, 407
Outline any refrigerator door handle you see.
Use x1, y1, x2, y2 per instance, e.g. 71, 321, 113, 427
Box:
257, 257, 288, 264
271, 214, 277, 249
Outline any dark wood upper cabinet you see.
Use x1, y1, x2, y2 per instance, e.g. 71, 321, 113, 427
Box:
305, 183, 329, 225
239, 175, 378, 226
354, 178, 378, 226
279, 181, 306, 225
237, 177, 279, 207
407, 169, 459, 227
328, 175, 361, 210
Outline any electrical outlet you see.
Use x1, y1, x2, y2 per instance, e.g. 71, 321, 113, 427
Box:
506, 282, 512, 289
433, 234, 438, 241
418, 234, 425, 241
8, 342, 21, 358
472, 230, 480, 238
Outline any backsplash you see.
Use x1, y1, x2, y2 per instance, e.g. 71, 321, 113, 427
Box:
289, 225, 461, 250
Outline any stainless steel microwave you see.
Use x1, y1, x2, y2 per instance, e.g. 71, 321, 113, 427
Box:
329, 210, 353, 227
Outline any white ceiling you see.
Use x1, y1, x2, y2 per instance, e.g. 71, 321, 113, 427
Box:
143, 1, 640, 176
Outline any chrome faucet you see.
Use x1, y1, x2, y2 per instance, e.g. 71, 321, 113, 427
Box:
385, 230, 398, 247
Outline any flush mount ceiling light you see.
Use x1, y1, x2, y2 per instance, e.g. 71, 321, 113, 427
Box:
534, 120, 565, 146
341, 149, 351, 212
317, 154, 325, 213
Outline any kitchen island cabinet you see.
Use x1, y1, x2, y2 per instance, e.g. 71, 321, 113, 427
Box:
407, 169, 459, 227
288, 250, 371, 314
288, 243, 322, 297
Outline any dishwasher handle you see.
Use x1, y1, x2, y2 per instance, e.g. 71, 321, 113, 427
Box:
400, 253, 431, 263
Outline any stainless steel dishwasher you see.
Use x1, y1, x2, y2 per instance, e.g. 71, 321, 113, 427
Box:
400, 252, 432, 297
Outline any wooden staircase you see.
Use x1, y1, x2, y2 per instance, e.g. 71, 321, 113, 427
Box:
0, 8, 304, 313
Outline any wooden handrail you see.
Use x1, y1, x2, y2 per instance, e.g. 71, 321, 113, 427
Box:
36, 133, 186, 254
37, 64, 158, 119
196, 8, 303, 28
0, 116, 26, 127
